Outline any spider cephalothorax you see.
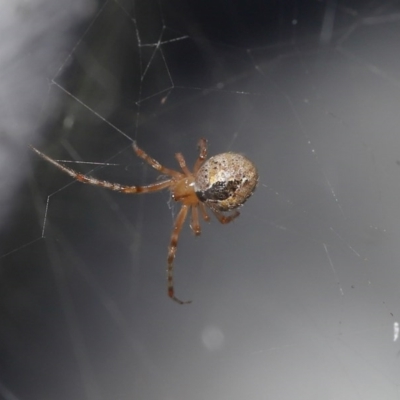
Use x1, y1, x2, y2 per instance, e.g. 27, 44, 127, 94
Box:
31, 139, 258, 304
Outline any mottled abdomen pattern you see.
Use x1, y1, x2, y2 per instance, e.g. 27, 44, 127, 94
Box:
194, 152, 258, 212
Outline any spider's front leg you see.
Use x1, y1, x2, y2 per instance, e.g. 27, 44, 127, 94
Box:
30, 145, 173, 194
132, 142, 182, 179
193, 138, 208, 173
167, 204, 192, 304
190, 205, 201, 236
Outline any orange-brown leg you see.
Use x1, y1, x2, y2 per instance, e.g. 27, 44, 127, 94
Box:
175, 152, 191, 176
31, 146, 174, 194
193, 138, 208, 173
199, 202, 211, 222
190, 205, 201, 236
167, 204, 191, 304
133, 142, 183, 178
212, 209, 240, 224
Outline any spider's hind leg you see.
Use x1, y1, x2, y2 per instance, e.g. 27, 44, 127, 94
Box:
212, 209, 240, 224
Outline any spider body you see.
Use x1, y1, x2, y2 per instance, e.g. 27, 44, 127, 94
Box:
31, 139, 258, 304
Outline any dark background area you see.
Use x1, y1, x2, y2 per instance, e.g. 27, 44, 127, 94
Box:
1, 0, 400, 399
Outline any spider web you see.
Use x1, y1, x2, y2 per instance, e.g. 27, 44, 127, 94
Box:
2, 0, 400, 399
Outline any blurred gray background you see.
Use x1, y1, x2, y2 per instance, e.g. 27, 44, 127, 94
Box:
2, 0, 400, 399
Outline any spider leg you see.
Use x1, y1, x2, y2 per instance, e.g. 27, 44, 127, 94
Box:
167, 204, 192, 304
212, 209, 240, 224
132, 142, 182, 178
31, 146, 173, 194
175, 152, 191, 176
193, 138, 208, 173
190, 205, 201, 236
199, 202, 211, 222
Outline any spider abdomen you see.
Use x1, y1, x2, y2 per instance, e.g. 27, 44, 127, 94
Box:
194, 152, 258, 212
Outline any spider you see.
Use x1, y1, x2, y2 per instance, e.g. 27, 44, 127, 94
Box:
31, 139, 258, 304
